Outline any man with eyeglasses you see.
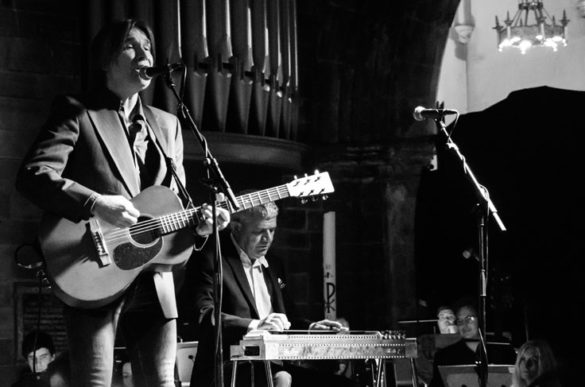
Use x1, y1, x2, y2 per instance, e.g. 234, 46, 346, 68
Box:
429, 302, 516, 387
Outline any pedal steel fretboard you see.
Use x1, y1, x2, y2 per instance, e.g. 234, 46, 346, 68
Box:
230, 330, 417, 361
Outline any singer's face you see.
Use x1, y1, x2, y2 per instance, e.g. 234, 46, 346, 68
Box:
233, 216, 277, 260
107, 27, 153, 94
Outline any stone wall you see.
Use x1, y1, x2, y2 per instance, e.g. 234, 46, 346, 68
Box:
0, 0, 81, 379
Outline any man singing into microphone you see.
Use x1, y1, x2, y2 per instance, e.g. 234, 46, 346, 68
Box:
16, 19, 230, 386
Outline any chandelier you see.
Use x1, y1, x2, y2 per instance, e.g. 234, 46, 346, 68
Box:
494, 0, 569, 54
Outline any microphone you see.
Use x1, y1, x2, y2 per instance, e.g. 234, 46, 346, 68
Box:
139, 62, 185, 79
413, 106, 458, 121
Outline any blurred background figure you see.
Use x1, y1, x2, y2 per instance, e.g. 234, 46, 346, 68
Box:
512, 340, 562, 387
430, 300, 516, 387
436, 306, 457, 334
112, 350, 134, 387
121, 362, 133, 386
12, 330, 55, 387
416, 304, 460, 385
334, 317, 353, 379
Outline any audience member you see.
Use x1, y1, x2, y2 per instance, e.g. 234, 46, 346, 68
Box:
512, 340, 561, 387
112, 350, 134, 387
436, 306, 457, 334
334, 317, 354, 378
12, 330, 55, 387
429, 301, 516, 387
417, 305, 460, 385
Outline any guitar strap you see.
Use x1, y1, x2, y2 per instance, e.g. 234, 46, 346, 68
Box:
164, 153, 194, 209
144, 110, 209, 250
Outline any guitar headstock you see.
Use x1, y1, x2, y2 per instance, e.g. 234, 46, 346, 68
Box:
286, 171, 334, 202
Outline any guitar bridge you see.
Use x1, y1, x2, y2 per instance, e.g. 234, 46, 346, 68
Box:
89, 218, 111, 266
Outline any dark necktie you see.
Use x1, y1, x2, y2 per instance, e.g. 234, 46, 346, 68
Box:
128, 114, 148, 165
128, 114, 159, 189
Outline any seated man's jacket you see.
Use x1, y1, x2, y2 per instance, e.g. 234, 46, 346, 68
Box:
181, 230, 310, 386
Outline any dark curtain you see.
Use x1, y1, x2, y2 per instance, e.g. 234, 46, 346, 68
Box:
415, 86, 585, 384
82, 0, 299, 139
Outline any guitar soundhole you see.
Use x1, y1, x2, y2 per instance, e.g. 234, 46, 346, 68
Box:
129, 216, 161, 245
114, 216, 163, 270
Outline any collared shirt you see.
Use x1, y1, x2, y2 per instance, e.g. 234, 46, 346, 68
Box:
230, 234, 273, 323
116, 97, 161, 189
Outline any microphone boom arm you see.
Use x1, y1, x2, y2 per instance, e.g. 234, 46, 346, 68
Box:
160, 69, 239, 210
436, 120, 506, 232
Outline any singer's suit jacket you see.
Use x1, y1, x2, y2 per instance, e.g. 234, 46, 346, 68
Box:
16, 87, 185, 317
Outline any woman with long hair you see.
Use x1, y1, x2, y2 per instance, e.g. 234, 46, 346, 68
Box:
512, 340, 561, 387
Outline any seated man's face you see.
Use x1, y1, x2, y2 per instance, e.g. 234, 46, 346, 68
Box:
456, 306, 479, 340
26, 347, 54, 373
234, 216, 277, 260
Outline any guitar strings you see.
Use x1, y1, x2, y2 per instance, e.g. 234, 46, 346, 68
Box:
102, 188, 283, 241
102, 185, 292, 244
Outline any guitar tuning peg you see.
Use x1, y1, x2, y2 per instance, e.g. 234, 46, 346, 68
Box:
321, 195, 328, 201
304, 173, 308, 177
311, 196, 318, 202
300, 198, 308, 205
314, 169, 319, 174
294, 175, 298, 180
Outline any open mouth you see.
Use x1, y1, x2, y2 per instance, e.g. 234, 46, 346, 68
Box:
136, 67, 150, 80
135, 63, 152, 80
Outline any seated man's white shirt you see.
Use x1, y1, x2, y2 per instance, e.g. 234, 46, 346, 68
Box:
231, 234, 273, 329
230, 235, 292, 387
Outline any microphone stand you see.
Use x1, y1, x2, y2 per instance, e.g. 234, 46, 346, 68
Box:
161, 67, 240, 387
433, 115, 506, 387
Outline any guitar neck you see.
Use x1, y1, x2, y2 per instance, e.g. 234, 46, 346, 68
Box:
157, 184, 291, 235
220, 184, 291, 214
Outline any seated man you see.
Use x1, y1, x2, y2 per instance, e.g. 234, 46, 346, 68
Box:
183, 199, 355, 387
430, 301, 516, 387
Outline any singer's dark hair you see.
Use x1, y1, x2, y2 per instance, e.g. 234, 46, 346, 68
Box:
89, 19, 156, 88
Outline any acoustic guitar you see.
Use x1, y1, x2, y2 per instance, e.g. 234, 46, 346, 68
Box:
38, 171, 334, 308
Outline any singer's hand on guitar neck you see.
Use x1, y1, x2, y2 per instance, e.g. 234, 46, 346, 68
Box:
92, 194, 140, 227
195, 204, 231, 237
